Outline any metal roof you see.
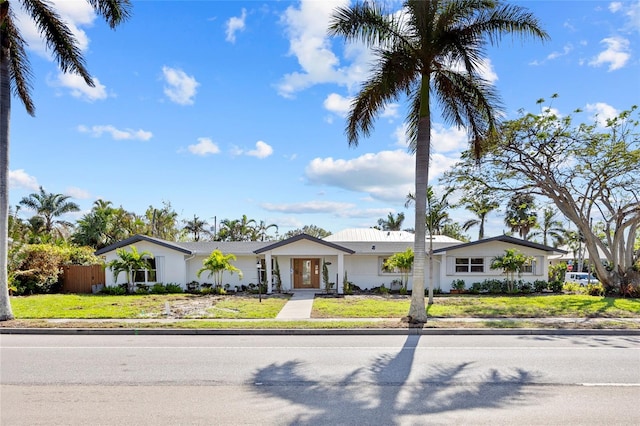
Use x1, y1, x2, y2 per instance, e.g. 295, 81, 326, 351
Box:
324, 228, 462, 243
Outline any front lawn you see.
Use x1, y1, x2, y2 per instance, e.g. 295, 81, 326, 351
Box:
312, 295, 640, 318
8, 293, 640, 321
10, 294, 289, 319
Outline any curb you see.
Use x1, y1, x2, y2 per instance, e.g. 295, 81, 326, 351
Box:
1, 327, 639, 336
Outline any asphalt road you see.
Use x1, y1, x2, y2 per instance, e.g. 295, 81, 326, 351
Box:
1, 334, 639, 425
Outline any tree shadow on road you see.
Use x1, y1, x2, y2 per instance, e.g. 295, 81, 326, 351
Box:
251, 335, 542, 425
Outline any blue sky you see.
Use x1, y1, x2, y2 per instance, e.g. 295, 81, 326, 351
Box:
7, 0, 640, 239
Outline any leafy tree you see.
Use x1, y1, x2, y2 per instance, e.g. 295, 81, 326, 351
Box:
19, 186, 80, 237
329, 0, 547, 322
377, 212, 405, 231
383, 247, 414, 291
145, 201, 179, 240
106, 246, 153, 292
406, 186, 453, 235
504, 193, 537, 240
530, 207, 566, 247
490, 248, 533, 292
1, 0, 131, 320
441, 222, 470, 242
182, 215, 211, 242
282, 225, 332, 240
447, 101, 639, 290
197, 249, 243, 287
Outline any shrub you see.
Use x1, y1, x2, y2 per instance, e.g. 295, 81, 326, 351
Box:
11, 244, 66, 295
165, 283, 183, 294
549, 279, 563, 293
100, 285, 126, 295
518, 281, 533, 294
586, 282, 605, 296
452, 279, 466, 291
150, 283, 168, 294
562, 282, 583, 294
533, 280, 548, 293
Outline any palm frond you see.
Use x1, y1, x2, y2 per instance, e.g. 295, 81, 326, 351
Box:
86, 0, 132, 29
21, 0, 92, 85
5, 13, 35, 115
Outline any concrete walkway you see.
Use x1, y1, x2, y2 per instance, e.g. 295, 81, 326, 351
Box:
275, 290, 316, 320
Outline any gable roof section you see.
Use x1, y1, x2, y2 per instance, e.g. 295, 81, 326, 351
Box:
432, 235, 568, 254
95, 234, 193, 256
254, 233, 355, 254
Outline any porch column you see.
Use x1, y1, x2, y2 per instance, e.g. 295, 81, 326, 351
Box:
265, 253, 273, 294
337, 253, 344, 294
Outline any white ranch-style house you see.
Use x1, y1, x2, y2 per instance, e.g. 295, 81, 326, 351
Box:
95, 228, 566, 293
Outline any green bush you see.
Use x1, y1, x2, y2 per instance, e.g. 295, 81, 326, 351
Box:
100, 285, 126, 295
562, 282, 583, 294
586, 282, 605, 296
533, 280, 548, 293
165, 283, 184, 293
549, 279, 564, 293
150, 283, 168, 294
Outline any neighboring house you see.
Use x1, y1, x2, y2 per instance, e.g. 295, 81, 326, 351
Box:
95, 229, 565, 293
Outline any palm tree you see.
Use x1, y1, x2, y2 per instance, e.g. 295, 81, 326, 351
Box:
197, 249, 243, 288
19, 186, 79, 237
530, 207, 566, 247
0, 0, 131, 321
329, 0, 547, 322
182, 215, 211, 242
461, 194, 500, 240
252, 220, 278, 241
377, 212, 405, 231
505, 192, 538, 240
106, 246, 153, 293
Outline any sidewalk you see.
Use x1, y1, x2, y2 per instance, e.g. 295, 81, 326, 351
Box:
275, 290, 316, 320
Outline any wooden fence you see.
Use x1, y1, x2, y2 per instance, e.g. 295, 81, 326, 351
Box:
61, 265, 105, 293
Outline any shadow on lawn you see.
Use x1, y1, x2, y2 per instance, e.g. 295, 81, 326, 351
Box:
251, 335, 543, 424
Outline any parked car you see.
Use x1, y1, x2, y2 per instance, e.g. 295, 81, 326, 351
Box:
565, 272, 599, 286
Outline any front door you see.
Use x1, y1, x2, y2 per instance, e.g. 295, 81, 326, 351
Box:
293, 258, 320, 289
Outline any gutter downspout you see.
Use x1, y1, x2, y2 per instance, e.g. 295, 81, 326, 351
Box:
184, 252, 197, 287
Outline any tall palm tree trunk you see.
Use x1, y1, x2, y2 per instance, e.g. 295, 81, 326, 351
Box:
408, 76, 431, 323
0, 29, 14, 320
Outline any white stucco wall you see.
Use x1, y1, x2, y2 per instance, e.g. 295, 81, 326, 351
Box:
438, 241, 548, 291
102, 241, 186, 287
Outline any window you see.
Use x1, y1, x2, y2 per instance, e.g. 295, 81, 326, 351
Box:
521, 259, 536, 274
134, 258, 157, 283
455, 257, 484, 273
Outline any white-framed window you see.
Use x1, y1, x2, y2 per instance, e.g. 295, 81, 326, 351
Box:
134, 258, 157, 283
455, 257, 484, 273
521, 259, 536, 274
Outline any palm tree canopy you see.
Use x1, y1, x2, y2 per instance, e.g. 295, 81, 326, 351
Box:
330, 0, 548, 320
1, 0, 132, 116
19, 186, 79, 234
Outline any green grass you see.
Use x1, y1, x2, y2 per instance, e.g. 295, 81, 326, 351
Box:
10, 294, 289, 319
9, 294, 640, 322
312, 295, 640, 318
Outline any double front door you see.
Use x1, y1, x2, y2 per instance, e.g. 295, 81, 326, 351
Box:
293, 258, 320, 289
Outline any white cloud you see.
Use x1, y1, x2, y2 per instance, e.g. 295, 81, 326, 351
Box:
585, 102, 619, 126
66, 187, 91, 200
162, 66, 199, 105
393, 123, 468, 154
609, 2, 623, 13
52, 73, 108, 102
589, 37, 630, 71
226, 8, 247, 43
9, 169, 39, 191
261, 200, 355, 214
305, 150, 415, 202
188, 137, 220, 156
323, 93, 352, 117
247, 141, 274, 159
277, 0, 369, 97
78, 125, 152, 141
546, 44, 574, 61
